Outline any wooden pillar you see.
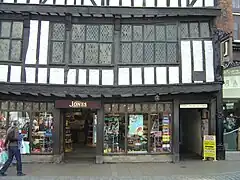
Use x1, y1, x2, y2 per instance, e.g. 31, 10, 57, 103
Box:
173, 99, 180, 162
96, 102, 104, 164
52, 108, 61, 155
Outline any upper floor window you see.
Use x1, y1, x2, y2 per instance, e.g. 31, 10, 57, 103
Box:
180, 22, 210, 38
120, 24, 178, 64
70, 24, 114, 65
0, 21, 23, 62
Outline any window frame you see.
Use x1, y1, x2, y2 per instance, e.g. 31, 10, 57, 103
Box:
103, 102, 173, 155
0, 20, 24, 62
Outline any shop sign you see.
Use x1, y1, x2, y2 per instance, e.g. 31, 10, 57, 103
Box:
203, 135, 216, 161
69, 101, 87, 108
55, 100, 101, 109
180, 104, 208, 109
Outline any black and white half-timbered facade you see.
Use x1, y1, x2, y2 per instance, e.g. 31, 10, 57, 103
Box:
0, 0, 225, 163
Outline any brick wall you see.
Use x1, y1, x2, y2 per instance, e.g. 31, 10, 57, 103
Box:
216, 0, 233, 34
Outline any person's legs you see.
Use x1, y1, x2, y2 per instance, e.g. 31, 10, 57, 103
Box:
13, 147, 23, 175
0, 147, 14, 175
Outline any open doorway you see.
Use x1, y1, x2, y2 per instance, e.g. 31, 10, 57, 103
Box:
179, 106, 209, 161
63, 109, 97, 163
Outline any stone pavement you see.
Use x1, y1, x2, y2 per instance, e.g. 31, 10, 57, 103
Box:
2, 160, 240, 179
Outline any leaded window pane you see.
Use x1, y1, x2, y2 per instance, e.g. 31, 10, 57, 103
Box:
33, 103, 39, 111
24, 102, 32, 111
190, 23, 199, 38
85, 43, 98, 64
200, 22, 210, 38
71, 43, 84, 64
121, 43, 131, 63
12, 22, 23, 39
99, 43, 112, 64
104, 104, 111, 113
127, 104, 134, 112
155, 43, 166, 63
47, 103, 54, 111
167, 43, 177, 63
132, 43, 143, 63
133, 26, 143, 41
156, 25, 165, 41
142, 104, 149, 113
157, 104, 164, 112
0, 39, 10, 61
180, 23, 189, 38
144, 43, 154, 63
1, 101, 8, 110
1, 22, 11, 38
112, 104, 119, 113
150, 104, 157, 113
40, 103, 47, 111
144, 25, 154, 41
166, 25, 177, 41
100, 25, 113, 42
52, 42, 64, 63
16, 102, 23, 111
9, 102, 16, 110
135, 104, 142, 112
52, 23, 65, 40
121, 25, 132, 41
11, 40, 21, 61
72, 25, 85, 41
119, 104, 126, 113
86, 25, 99, 41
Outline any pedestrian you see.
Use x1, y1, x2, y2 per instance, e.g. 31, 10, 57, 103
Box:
0, 121, 25, 176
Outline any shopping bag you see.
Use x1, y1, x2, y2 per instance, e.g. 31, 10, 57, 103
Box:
0, 151, 8, 164
20, 140, 30, 154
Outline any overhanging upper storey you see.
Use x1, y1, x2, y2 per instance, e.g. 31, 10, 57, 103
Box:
0, 0, 220, 17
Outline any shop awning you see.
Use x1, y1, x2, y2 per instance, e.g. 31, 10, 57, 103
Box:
0, 82, 221, 99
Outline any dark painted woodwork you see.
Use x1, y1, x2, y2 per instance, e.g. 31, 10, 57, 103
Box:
193, 71, 206, 81
53, 108, 61, 154
55, 100, 101, 109
96, 102, 104, 158
173, 99, 180, 162
0, 4, 221, 17
0, 82, 221, 96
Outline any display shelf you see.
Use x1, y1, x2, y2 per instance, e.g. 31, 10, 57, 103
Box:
64, 118, 73, 153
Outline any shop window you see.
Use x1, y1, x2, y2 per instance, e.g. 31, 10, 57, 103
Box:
0, 111, 7, 135
1, 101, 8, 110
150, 113, 171, 153
104, 114, 125, 154
31, 112, 54, 154
127, 114, 148, 153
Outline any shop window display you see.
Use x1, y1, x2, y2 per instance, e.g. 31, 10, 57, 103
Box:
32, 112, 54, 154
0, 111, 7, 138
104, 103, 172, 154
127, 114, 148, 153
104, 114, 125, 154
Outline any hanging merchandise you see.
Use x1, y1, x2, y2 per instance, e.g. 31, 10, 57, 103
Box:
65, 118, 73, 153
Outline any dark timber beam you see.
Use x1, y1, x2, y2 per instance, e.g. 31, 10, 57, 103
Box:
0, 3, 221, 17
0, 82, 221, 96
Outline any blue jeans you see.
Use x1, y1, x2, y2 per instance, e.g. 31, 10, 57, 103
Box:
0, 146, 22, 174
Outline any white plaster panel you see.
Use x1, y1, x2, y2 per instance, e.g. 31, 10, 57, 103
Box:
131, 68, 142, 85
193, 0, 203, 7
170, 0, 178, 7
89, 69, 100, 85
122, 0, 131, 6
38, 68, 47, 84
84, 0, 97, 5
156, 67, 167, 85
17, 0, 27, 3
67, 69, 76, 85
157, 0, 167, 7
146, 0, 155, 7
66, 0, 75, 5
102, 70, 114, 85
10, 66, 21, 83
181, 0, 187, 7
144, 67, 154, 85
205, 0, 214, 6
78, 69, 87, 85
204, 41, 214, 82
181, 41, 192, 83
25, 20, 38, 64
134, 0, 143, 7
193, 41, 203, 71
169, 67, 179, 84
118, 68, 130, 85
29, 0, 39, 4
0, 65, 8, 82
39, 21, 49, 65
25, 67, 36, 83
109, 0, 119, 6
44, 0, 54, 4
49, 68, 64, 84
3, 0, 14, 3
55, 0, 65, 5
